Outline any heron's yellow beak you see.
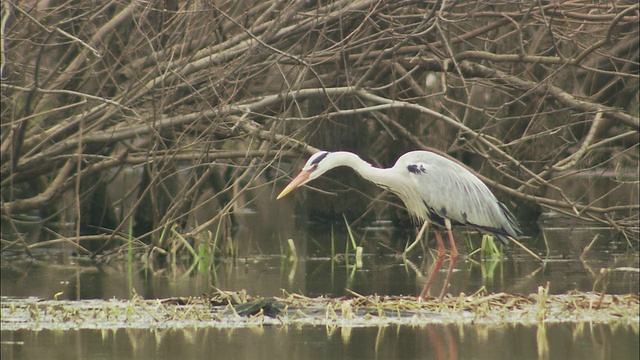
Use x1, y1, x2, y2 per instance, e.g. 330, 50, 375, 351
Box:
277, 170, 312, 199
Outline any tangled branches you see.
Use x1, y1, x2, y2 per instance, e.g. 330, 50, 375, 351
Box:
1, 0, 638, 252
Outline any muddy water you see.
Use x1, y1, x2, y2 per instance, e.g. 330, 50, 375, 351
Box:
2, 322, 638, 360
2, 220, 639, 359
1, 223, 638, 301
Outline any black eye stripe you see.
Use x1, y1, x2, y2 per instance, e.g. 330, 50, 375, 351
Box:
310, 152, 329, 166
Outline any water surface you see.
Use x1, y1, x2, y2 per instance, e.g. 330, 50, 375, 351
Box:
2, 322, 638, 360
1, 201, 638, 360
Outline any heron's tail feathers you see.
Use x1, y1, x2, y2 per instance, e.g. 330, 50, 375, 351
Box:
497, 201, 523, 243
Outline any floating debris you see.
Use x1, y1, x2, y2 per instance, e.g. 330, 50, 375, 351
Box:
235, 297, 284, 318
1, 291, 637, 331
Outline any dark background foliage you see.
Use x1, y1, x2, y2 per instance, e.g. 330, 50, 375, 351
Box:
1, 0, 638, 254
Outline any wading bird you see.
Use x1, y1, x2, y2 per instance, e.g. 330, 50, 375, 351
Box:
277, 150, 522, 300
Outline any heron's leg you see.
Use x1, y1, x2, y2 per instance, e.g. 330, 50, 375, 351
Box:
419, 229, 446, 299
404, 221, 429, 256
444, 219, 458, 258
438, 219, 458, 300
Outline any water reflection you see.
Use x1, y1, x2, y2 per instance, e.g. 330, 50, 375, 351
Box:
1, 224, 638, 301
2, 322, 638, 360
2, 212, 638, 360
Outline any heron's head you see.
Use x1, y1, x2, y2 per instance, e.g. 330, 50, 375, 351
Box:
276, 151, 333, 199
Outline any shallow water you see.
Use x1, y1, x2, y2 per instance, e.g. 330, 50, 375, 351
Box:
2, 322, 638, 360
2, 196, 639, 360
1, 222, 638, 301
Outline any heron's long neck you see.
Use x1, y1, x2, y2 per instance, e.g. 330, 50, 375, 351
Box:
334, 152, 395, 189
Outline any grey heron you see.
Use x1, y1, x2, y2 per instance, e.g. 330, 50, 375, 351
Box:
277, 150, 522, 300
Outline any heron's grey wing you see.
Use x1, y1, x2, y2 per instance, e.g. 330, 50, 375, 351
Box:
404, 152, 520, 240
